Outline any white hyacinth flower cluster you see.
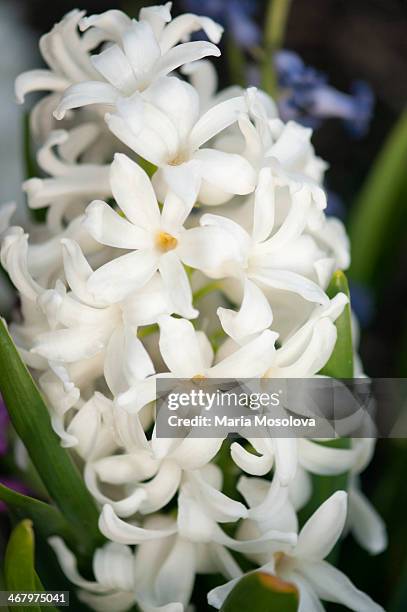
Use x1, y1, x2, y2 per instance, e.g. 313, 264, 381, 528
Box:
1, 4, 386, 611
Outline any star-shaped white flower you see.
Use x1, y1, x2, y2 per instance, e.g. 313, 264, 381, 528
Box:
101, 77, 256, 206
83, 152, 241, 308
209, 490, 384, 612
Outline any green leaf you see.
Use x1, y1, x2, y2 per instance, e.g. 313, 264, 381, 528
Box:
0, 483, 76, 547
4, 520, 40, 611
262, 0, 292, 96
0, 320, 103, 559
348, 109, 407, 284
320, 271, 354, 378
5, 520, 58, 612
220, 572, 299, 611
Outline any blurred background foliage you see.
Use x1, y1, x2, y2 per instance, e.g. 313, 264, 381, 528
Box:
0, 0, 406, 610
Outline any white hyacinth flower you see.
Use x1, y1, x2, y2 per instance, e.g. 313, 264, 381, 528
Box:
101, 77, 256, 206
82, 152, 244, 308
53, 4, 223, 119
209, 490, 384, 612
1, 4, 385, 611
23, 127, 111, 233
199, 167, 331, 305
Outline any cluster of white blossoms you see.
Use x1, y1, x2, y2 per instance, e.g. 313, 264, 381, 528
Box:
1, 4, 387, 611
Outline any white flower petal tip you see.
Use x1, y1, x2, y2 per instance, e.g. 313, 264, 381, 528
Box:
99, 504, 176, 545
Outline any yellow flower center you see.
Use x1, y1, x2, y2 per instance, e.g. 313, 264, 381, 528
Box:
167, 150, 189, 166
155, 231, 178, 252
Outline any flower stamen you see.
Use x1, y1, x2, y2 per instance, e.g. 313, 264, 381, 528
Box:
155, 231, 178, 252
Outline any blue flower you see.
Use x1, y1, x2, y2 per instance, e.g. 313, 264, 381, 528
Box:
349, 282, 375, 328
326, 191, 347, 221
182, 0, 261, 48
275, 50, 374, 138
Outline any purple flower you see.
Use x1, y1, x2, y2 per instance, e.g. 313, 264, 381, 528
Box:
0, 477, 31, 513
275, 50, 374, 138
0, 397, 9, 456
182, 0, 261, 48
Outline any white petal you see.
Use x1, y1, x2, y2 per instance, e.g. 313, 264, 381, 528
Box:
84, 200, 152, 249
85, 464, 147, 518
80, 10, 132, 39
32, 327, 107, 362
87, 250, 159, 303
107, 112, 168, 167
217, 279, 272, 342
273, 438, 299, 486
67, 393, 115, 460
161, 191, 194, 234
139, 460, 182, 514
123, 274, 174, 326
275, 294, 347, 367
122, 21, 161, 77
292, 573, 325, 612
300, 560, 384, 612
93, 452, 158, 484
15, 70, 69, 103
61, 239, 105, 307
230, 442, 273, 476
214, 522, 296, 554
299, 439, 358, 476
194, 149, 256, 196
251, 269, 329, 305
116, 377, 157, 414
99, 504, 176, 544
348, 487, 387, 555
140, 3, 172, 39
190, 97, 246, 150
111, 153, 161, 230
155, 41, 220, 81
188, 471, 248, 522
276, 318, 337, 377
93, 542, 135, 591
145, 77, 201, 146
54, 82, 118, 119
177, 225, 243, 275
252, 167, 275, 243
79, 590, 135, 612
158, 315, 206, 377
257, 187, 312, 255
91, 45, 137, 94
268, 121, 312, 168
169, 437, 223, 470
160, 14, 223, 53
296, 491, 347, 560
48, 537, 111, 593
1, 232, 42, 302
154, 538, 196, 608
159, 252, 198, 319
207, 577, 241, 610
210, 330, 278, 378
161, 162, 202, 208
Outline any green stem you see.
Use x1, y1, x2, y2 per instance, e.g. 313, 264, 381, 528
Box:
193, 281, 221, 303
348, 109, 407, 284
262, 0, 293, 97
226, 35, 247, 88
